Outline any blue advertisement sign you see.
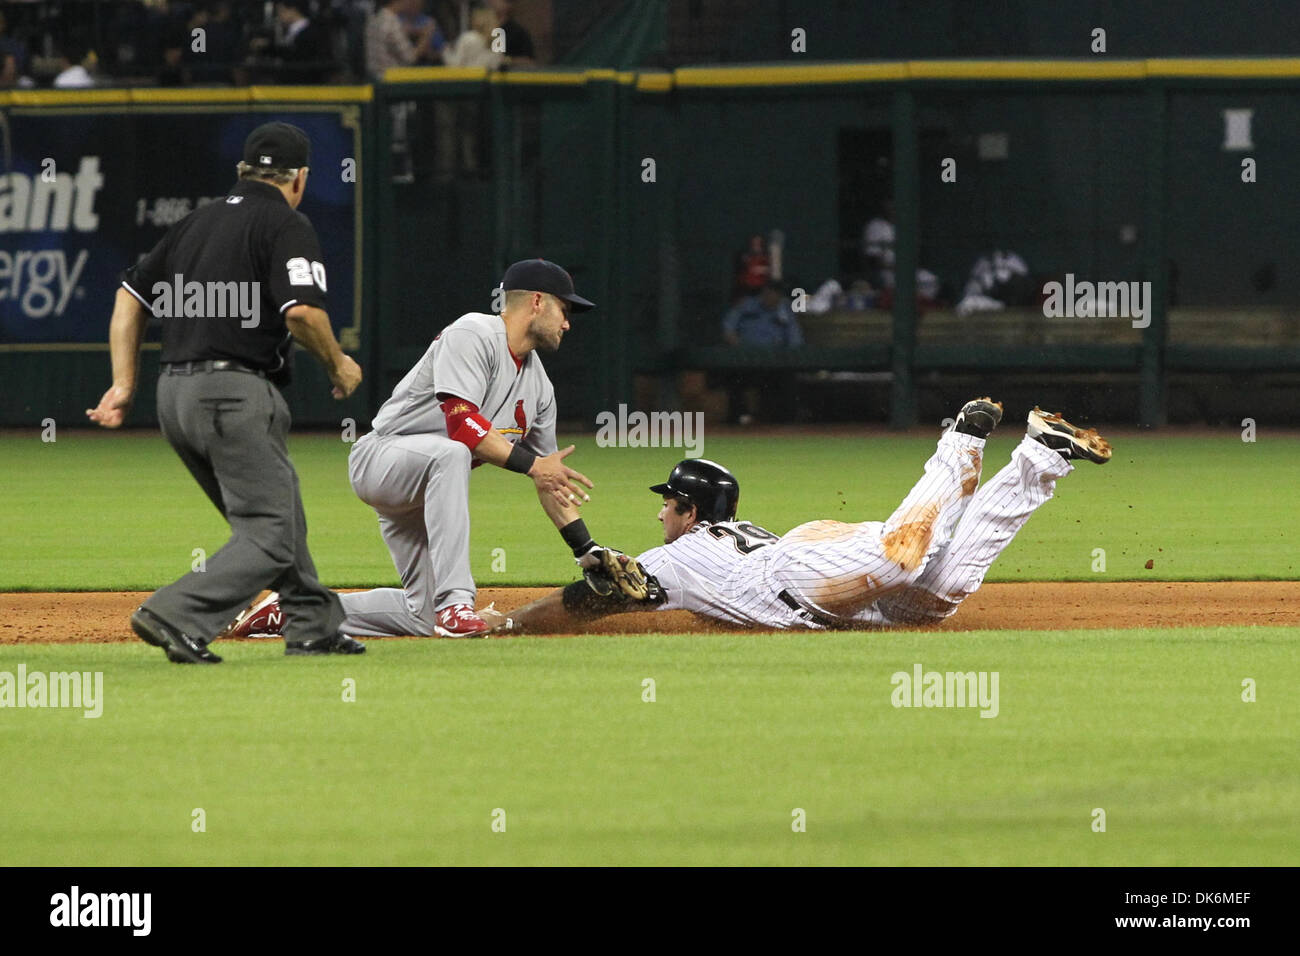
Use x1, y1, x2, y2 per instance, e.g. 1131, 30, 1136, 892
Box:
0, 105, 363, 348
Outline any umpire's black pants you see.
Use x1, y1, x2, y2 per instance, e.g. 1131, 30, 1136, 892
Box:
144, 367, 344, 644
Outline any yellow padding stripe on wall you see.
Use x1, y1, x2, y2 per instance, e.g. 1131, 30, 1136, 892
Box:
383, 66, 487, 82
6, 58, 1300, 107
0, 86, 371, 106
906, 60, 1148, 80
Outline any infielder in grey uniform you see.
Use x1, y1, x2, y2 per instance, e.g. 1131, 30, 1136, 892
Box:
226, 258, 601, 640
486, 400, 1113, 633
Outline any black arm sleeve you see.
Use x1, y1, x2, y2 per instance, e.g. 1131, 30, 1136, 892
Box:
269, 213, 328, 314
120, 230, 175, 311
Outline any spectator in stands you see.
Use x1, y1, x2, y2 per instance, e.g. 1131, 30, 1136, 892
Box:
488, 0, 536, 66
104, 1, 150, 80
733, 233, 771, 301
156, 11, 190, 85
158, 40, 187, 85
444, 5, 503, 69
54, 44, 98, 88
862, 198, 895, 289
368, 0, 436, 183
0, 11, 31, 89
955, 250, 1034, 317
400, 2, 446, 65
142, 0, 190, 86
275, 1, 334, 82
722, 281, 804, 348
718, 281, 804, 425
435, 5, 504, 181
367, 0, 437, 77
857, 199, 944, 310
188, 2, 242, 85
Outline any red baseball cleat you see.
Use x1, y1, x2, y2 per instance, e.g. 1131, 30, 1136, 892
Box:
434, 603, 490, 638
227, 591, 284, 638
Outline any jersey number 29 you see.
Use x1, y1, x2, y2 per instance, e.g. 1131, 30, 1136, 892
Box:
708, 522, 779, 554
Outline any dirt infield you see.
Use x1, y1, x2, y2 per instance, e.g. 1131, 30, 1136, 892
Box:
1, 582, 1296, 643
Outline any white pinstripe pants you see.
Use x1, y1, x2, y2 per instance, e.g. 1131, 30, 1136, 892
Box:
767, 431, 1072, 627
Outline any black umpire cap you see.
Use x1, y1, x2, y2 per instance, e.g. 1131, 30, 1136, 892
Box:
244, 121, 312, 169
501, 259, 595, 312
650, 459, 740, 523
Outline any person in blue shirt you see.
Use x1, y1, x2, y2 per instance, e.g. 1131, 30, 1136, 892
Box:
722, 282, 804, 348
718, 282, 804, 424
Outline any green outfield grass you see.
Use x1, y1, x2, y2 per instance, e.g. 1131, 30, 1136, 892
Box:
1, 627, 1295, 866
1, 429, 1295, 590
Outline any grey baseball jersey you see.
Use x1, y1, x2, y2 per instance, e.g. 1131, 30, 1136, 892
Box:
370, 311, 558, 453
340, 311, 559, 637
637, 431, 1074, 630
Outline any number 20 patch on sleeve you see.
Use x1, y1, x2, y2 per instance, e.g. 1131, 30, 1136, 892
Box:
286, 257, 327, 291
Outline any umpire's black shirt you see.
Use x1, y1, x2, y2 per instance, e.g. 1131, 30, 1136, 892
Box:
121, 178, 329, 385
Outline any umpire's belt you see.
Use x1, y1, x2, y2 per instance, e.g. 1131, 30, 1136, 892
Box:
163, 360, 267, 379
777, 589, 842, 629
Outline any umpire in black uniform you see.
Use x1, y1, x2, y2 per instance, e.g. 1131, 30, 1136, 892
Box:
87, 121, 364, 662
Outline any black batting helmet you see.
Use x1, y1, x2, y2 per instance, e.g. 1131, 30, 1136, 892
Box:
649, 459, 739, 523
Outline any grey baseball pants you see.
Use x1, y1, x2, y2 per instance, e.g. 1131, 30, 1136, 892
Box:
339, 431, 475, 636
144, 368, 344, 643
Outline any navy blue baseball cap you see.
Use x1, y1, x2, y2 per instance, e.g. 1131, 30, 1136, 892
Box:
501, 259, 595, 312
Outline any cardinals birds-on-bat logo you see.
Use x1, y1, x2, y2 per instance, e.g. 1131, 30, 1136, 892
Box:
499, 399, 529, 439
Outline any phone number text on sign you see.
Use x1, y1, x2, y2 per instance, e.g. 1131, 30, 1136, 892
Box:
135, 197, 225, 228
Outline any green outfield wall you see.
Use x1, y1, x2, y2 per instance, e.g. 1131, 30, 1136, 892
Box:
3, 61, 1299, 429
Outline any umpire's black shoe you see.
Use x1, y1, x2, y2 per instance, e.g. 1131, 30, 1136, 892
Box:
285, 631, 367, 656
131, 606, 223, 664
951, 397, 1004, 439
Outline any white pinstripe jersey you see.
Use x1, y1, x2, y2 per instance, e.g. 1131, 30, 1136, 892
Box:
636, 520, 817, 629
631, 433, 1074, 633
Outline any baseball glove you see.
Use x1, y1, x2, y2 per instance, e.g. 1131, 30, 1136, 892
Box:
580, 548, 664, 604
477, 602, 516, 633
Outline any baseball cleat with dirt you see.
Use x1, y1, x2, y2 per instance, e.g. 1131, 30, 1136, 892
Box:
1027, 406, 1112, 463
225, 591, 284, 638
434, 603, 491, 638
952, 397, 1004, 439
